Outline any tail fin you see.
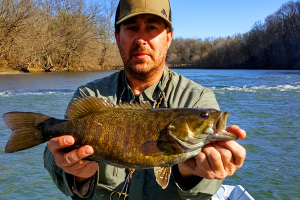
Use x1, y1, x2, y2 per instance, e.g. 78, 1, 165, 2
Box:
3, 112, 50, 153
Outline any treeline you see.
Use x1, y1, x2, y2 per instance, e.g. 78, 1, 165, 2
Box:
0, 0, 122, 72
167, 1, 300, 69
0, 0, 299, 72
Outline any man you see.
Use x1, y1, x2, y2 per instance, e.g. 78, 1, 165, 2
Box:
44, 0, 246, 199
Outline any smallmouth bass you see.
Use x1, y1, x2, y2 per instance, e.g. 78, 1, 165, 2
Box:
3, 97, 237, 189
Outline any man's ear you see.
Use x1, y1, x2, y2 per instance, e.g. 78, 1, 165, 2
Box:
167, 31, 173, 49
115, 31, 120, 47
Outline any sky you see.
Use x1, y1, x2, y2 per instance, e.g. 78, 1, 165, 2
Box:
170, 0, 292, 39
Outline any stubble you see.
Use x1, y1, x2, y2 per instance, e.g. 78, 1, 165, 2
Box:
118, 38, 168, 81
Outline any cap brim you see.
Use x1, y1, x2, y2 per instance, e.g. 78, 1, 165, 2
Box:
116, 12, 172, 27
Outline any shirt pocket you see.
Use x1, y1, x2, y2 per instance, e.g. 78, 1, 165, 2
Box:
97, 162, 127, 191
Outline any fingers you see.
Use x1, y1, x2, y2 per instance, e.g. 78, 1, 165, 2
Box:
178, 146, 226, 179
47, 135, 75, 152
47, 136, 94, 166
223, 125, 246, 167
217, 140, 246, 168
180, 140, 246, 180
226, 125, 247, 139
65, 159, 99, 179
201, 144, 228, 179
178, 126, 247, 180
47, 136, 98, 179
211, 143, 236, 177
59, 145, 94, 167
193, 151, 215, 178
202, 140, 246, 178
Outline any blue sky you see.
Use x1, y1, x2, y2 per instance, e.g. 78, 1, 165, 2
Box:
170, 0, 291, 39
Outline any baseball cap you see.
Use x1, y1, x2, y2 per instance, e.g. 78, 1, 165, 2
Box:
115, 0, 172, 27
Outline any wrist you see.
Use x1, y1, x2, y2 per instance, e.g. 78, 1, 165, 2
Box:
72, 173, 97, 198
74, 176, 89, 183
172, 165, 203, 191
178, 163, 195, 178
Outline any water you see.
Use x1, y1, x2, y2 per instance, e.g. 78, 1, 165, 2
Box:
0, 69, 299, 200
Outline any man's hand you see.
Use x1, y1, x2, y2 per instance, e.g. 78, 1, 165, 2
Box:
47, 135, 98, 182
178, 125, 246, 179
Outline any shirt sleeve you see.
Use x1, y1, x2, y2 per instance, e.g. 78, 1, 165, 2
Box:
192, 88, 220, 110
172, 164, 223, 199
43, 147, 74, 196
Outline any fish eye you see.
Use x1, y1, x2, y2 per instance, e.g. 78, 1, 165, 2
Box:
200, 112, 209, 119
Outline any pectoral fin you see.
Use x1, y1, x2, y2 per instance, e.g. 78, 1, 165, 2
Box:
140, 141, 165, 156
154, 166, 172, 189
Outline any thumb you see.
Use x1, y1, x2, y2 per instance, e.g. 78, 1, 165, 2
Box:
226, 125, 246, 139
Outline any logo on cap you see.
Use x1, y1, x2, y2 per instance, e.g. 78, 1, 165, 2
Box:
161, 9, 167, 18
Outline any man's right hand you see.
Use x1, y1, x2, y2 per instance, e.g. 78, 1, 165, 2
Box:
47, 135, 98, 182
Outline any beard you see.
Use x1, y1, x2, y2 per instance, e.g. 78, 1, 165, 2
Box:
119, 42, 166, 81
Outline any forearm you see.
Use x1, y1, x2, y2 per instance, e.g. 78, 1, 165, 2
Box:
43, 147, 73, 196
44, 147, 98, 199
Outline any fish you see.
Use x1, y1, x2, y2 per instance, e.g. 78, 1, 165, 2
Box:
3, 96, 237, 189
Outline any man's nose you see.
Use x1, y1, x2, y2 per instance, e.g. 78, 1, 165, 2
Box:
135, 29, 148, 45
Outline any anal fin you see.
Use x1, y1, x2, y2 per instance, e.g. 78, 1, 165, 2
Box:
154, 166, 172, 189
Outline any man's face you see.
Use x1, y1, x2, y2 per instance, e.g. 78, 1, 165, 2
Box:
115, 14, 173, 81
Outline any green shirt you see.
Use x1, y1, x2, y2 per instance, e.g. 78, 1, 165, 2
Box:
44, 67, 222, 200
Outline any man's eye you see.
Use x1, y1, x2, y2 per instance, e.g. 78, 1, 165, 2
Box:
148, 26, 158, 30
126, 26, 138, 31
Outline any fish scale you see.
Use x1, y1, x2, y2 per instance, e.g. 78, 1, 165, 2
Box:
3, 96, 237, 189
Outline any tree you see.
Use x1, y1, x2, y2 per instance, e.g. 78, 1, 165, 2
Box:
0, 0, 35, 65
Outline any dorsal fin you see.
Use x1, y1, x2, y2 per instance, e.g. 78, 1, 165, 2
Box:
66, 97, 114, 119
66, 97, 153, 119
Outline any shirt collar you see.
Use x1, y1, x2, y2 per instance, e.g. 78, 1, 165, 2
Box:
143, 66, 170, 102
119, 66, 170, 104
119, 72, 135, 103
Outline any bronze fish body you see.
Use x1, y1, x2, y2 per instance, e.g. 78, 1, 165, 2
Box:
3, 97, 237, 189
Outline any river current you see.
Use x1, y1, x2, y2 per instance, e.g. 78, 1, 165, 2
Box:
0, 69, 299, 199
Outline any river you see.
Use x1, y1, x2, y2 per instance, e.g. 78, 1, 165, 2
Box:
0, 69, 299, 199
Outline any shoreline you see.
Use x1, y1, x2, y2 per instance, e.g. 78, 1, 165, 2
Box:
1, 67, 299, 75
0, 71, 26, 75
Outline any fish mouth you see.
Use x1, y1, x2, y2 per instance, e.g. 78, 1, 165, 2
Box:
169, 111, 237, 153
208, 112, 238, 141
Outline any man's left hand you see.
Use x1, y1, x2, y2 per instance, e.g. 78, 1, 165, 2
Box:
178, 125, 246, 179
